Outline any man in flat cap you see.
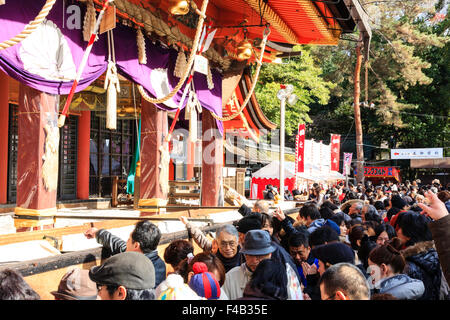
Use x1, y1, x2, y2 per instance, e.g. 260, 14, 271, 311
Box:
89, 251, 156, 300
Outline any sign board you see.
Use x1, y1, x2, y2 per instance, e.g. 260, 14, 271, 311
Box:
354, 166, 401, 181
391, 148, 443, 160
194, 54, 209, 75
99, 5, 116, 34
330, 134, 340, 172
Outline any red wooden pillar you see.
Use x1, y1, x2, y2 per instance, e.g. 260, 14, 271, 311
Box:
138, 100, 168, 215
15, 84, 58, 231
77, 110, 91, 199
201, 111, 223, 206
0, 71, 9, 204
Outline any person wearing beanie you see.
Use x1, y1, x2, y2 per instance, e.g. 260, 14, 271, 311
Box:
157, 274, 203, 300
188, 262, 221, 300
311, 242, 355, 276
235, 213, 263, 245
391, 194, 408, 211
89, 251, 156, 300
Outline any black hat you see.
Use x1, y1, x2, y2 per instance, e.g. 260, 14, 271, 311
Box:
236, 213, 262, 234
311, 242, 355, 266
391, 195, 407, 209
89, 252, 155, 290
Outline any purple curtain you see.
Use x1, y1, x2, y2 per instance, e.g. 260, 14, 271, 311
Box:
0, 0, 223, 132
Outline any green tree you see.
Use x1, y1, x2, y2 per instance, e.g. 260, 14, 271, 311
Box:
253, 46, 336, 146
308, 0, 449, 157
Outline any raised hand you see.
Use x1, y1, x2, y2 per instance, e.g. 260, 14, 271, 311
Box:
84, 227, 99, 239
273, 207, 286, 221
417, 191, 448, 221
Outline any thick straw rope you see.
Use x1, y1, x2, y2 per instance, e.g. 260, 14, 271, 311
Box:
209, 26, 271, 122
0, 0, 57, 50
113, 0, 229, 70
137, 0, 209, 105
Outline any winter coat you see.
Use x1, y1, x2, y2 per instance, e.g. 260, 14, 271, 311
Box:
222, 263, 253, 300
96, 229, 166, 287
185, 221, 213, 251
238, 284, 281, 300
280, 217, 340, 238
271, 241, 302, 283
307, 218, 341, 235
376, 274, 425, 300
401, 241, 442, 300
429, 214, 450, 285
222, 262, 303, 300
238, 204, 252, 216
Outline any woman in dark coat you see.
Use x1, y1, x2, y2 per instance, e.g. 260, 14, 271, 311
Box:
395, 211, 447, 300
418, 191, 450, 285
239, 259, 288, 300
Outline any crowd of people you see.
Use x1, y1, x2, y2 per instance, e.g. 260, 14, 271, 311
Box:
0, 178, 449, 301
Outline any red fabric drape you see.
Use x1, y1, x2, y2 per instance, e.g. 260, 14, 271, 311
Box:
251, 177, 296, 199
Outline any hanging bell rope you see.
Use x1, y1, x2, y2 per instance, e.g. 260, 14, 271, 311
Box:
58, 0, 114, 128
185, 82, 202, 143
0, 0, 57, 50
209, 25, 271, 122
104, 30, 120, 130
137, 0, 209, 104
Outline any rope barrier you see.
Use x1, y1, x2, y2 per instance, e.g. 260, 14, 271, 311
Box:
209, 25, 271, 122
0, 0, 57, 51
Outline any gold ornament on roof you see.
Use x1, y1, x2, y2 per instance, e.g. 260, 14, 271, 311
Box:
236, 39, 253, 61
168, 0, 190, 15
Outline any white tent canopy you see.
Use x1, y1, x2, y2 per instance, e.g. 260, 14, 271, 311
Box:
252, 160, 296, 179
252, 160, 345, 182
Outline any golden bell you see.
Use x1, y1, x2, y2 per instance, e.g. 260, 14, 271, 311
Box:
236, 40, 253, 61
168, 0, 190, 15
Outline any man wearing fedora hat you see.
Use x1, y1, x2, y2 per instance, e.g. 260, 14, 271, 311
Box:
222, 230, 275, 300
222, 230, 303, 300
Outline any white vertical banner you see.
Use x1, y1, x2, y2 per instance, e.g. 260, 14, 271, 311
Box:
251, 182, 258, 199
343, 153, 353, 176
310, 139, 314, 177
